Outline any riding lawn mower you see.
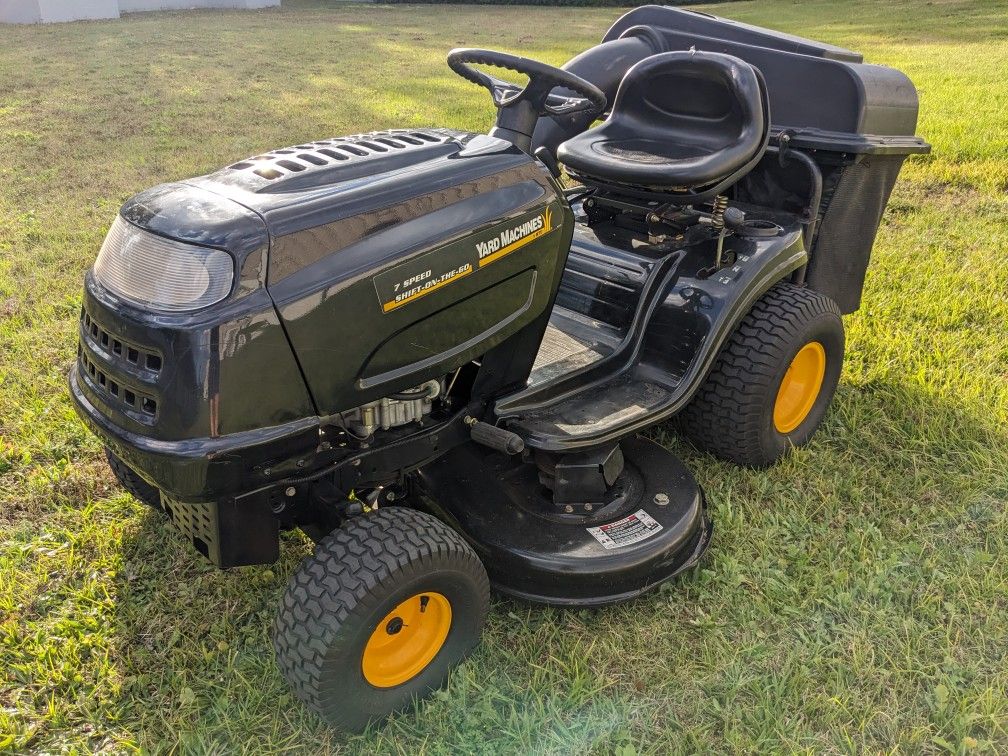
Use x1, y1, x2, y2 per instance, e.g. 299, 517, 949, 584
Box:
70, 5, 929, 730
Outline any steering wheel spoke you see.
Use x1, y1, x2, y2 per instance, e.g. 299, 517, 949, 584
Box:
543, 94, 596, 117
447, 48, 606, 145
490, 81, 523, 107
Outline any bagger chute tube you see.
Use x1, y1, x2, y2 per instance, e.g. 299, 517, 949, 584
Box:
70, 5, 929, 730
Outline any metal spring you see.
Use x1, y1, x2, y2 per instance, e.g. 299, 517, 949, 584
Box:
710, 195, 729, 232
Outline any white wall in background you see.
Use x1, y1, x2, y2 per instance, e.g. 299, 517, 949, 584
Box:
118, 0, 278, 10
0, 0, 42, 22
0, 0, 278, 23
37, 0, 121, 21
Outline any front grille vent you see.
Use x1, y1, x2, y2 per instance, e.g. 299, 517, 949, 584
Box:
227, 130, 447, 182
81, 308, 162, 373
79, 349, 158, 418
78, 306, 160, 420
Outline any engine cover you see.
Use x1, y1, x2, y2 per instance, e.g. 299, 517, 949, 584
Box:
193, 128, 572, 414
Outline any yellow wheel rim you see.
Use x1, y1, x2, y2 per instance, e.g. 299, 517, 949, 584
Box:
773, 341, 826, 434
361, 592, 452, 688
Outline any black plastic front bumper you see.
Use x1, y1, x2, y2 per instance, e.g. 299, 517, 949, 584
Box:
72, 363, 323, 567
71, 363, 319, 502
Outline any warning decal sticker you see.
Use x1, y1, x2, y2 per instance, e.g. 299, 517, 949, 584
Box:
372, 204, 558, 313
586, 509, 663, 550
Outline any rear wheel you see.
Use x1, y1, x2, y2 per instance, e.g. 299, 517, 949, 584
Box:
104, 447, 162, 510
678, 282, 844, 467
273, 507, 489, 731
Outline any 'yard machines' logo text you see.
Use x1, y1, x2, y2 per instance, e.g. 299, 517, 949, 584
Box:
476, 206, 553, 267
373, 205, 557, 313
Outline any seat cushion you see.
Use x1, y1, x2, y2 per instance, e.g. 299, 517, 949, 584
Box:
557, 51, 768, 192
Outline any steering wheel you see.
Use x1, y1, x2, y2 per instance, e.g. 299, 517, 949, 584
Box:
447, 48, 606, 150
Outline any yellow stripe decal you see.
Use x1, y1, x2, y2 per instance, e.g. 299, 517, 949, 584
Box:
478, 206, 556, 268
381, 267, 472, 312
373, 204, 557, 314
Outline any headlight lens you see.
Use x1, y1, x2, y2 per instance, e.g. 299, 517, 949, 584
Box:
93, 216, 234, 312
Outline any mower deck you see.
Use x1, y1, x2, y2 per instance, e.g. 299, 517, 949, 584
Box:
416, 435, 710, 606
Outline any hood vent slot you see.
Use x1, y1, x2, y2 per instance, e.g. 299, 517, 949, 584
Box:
332, 144, 369, 157
275, 159, 306, 172
316, 148, 349, 161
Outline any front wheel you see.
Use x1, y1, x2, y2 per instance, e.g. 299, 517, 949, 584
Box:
678, 282, 844, 467
104, 447, 162, 511
273, 507, 490, 731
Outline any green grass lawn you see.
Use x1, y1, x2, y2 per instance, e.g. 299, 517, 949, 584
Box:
2, 0, 1007, 751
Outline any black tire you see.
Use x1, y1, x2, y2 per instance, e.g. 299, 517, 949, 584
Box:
273, 506, 490, 731
678, 282, 844, 467
104, 447, 162, 510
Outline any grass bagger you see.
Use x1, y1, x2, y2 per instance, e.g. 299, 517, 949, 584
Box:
69, 6, 929, 730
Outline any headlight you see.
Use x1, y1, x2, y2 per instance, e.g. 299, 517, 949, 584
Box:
93, 216, 234, 312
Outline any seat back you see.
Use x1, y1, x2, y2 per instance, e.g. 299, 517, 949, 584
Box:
557, 51, 770, 201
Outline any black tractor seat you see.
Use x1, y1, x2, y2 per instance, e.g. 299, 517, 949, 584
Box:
557, 51, 770, 201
